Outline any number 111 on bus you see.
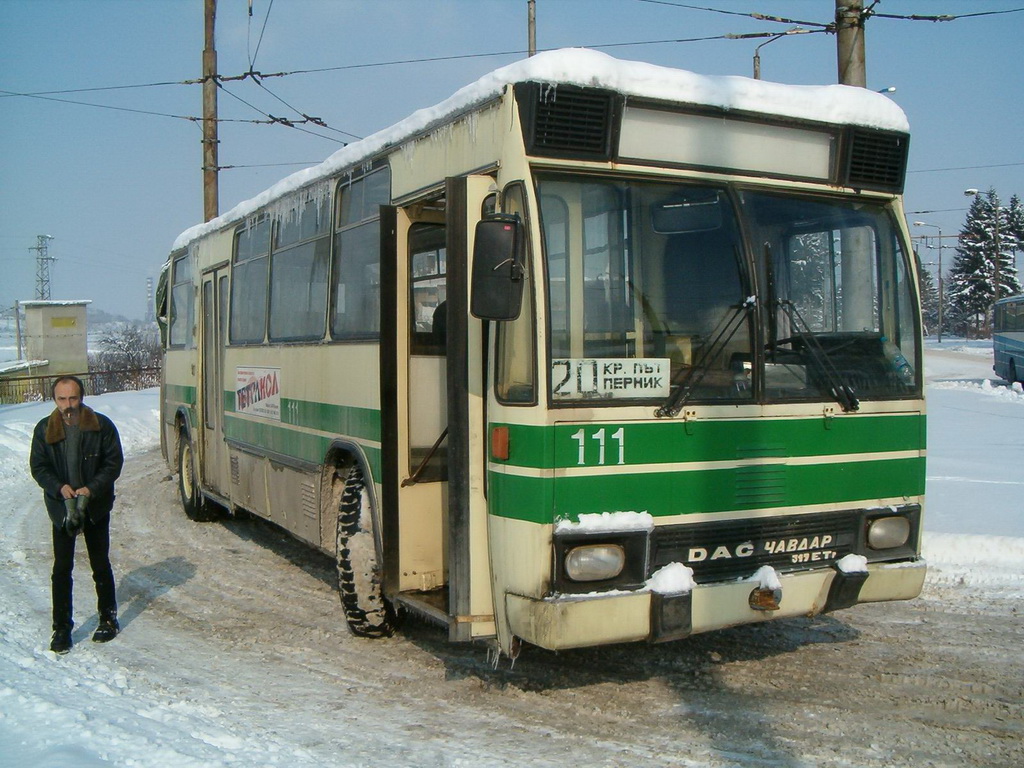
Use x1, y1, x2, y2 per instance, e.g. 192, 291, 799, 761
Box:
572, 427, 626, 466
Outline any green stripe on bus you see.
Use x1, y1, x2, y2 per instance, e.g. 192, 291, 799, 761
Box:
223, 413, 381, 479
494, 414, 925, 469
164, 383, 196, 405
223, 392, 380, 443
489, 456, 926, 524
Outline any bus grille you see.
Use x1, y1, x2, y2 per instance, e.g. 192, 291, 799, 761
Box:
650, 510, 862, 584
518, 82, 618, 160
842, 128, 908, 192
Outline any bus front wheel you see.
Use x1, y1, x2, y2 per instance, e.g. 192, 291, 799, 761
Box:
177, 432, 219, 522
335, 464, 396, 638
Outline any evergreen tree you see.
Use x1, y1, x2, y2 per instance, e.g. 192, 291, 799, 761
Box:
1008, 194, 1024, 295
946, 188, 1022, 336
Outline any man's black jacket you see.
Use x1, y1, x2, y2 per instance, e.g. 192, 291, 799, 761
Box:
30, 405, 124, 528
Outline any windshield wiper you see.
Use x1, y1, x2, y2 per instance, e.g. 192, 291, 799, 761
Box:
656, 298, 754, 418
774, 299, 860, 413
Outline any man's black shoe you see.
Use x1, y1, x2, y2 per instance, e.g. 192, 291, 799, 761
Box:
92, 616, 119, 643
50, 628, 72, 654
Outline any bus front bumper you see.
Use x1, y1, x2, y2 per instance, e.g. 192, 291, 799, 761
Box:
505, 559, 926, 651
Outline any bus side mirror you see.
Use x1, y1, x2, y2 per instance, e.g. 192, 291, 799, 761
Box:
470, 214, 524, 321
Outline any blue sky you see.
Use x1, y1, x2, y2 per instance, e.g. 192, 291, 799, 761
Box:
1, 0, 1021, 319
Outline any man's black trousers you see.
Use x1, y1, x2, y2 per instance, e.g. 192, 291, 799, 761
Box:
50, 516, 116, 631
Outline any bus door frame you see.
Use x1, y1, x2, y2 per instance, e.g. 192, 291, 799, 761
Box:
199, 265, 230, 499
445, 175, 497, 641
379, 175, 496, 642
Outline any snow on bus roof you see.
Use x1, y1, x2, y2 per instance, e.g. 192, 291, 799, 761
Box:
172, 48, 909, 251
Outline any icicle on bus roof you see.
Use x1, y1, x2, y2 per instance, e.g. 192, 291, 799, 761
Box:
172, 48, 909, 251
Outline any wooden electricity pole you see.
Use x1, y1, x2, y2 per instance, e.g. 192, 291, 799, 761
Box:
203, 0, 219, 221
835, 1, 867, 87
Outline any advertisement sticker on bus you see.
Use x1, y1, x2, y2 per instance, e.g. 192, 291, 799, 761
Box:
235, 367, 281, 420
552, 358, 671, 400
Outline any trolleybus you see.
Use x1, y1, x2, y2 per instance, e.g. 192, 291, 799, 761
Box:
158, 49, 926, 658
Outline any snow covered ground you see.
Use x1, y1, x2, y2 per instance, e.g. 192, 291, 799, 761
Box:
0, 342, 1021, 767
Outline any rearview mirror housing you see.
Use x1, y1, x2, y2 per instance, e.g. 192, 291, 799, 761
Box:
470, 214, 524, 321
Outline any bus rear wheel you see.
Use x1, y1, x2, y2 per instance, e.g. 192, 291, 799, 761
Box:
1009, 359, 1019, 385
335, 464, 396, 638
177, 432, 220, 522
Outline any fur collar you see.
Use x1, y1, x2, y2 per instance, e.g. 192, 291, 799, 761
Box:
44, 405, 101, 444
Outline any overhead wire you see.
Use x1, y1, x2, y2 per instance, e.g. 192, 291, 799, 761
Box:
635, 0, 831, 28
6, 3, 1024, 97
4, 3, 1023, 170
871, 7, 1024, 22
909, 161, 1024, 174
247, 0, 275, 71
215, 82, 347, 145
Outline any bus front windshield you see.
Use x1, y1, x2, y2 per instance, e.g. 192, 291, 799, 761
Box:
536, 174, 920, 407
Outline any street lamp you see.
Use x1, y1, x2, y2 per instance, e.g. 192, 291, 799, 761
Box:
914, 221, 944, 342
964, 188, 1002, 312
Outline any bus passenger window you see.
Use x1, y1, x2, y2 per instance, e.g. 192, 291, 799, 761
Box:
229, 218, 270, 344
169, 250, 194, 348
331, 168, 390, 340
269, 193, 331, 342
409, 224, 447, 355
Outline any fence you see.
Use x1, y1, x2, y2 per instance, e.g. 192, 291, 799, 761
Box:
0, 367, 161, 405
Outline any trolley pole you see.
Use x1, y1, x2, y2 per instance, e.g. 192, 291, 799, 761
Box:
528, 0, 536, 57
835, 1, 867, 87
203, 0, 219, 222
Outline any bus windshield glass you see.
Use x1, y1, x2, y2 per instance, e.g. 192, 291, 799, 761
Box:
537, 174, 920, 406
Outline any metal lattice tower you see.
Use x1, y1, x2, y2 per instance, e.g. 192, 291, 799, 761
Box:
29, 235, 56, 300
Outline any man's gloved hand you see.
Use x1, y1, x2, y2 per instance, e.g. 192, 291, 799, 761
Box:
64, 495, 87, 537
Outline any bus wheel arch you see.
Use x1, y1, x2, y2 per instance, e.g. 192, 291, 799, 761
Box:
333, 460, 397, 638
176, 424, 219, 522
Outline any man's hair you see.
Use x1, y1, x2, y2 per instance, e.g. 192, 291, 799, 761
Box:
51, 375, 86, 400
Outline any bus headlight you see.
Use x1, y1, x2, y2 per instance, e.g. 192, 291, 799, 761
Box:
565, 544, 626, 582
867, 515, 911, 550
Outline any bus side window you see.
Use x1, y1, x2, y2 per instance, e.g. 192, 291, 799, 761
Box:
269, 193, 331, 342
168, 250, 193, 348
331, 168, 390, 340
409, 223, 447, 355
229, 218, 270, 344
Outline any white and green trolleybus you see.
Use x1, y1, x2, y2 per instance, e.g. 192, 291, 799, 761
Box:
158, 50, 926, 658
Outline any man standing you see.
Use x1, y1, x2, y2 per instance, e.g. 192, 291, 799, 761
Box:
30, 375, 124, 654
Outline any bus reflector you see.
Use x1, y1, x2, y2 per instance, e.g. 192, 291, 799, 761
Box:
491, 426, 510, 460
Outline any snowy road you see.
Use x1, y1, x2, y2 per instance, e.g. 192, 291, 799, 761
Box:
1, 344, 1022, 767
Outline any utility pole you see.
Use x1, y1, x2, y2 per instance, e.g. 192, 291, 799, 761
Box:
527, 0, 536, 57
203, 0, 219, 221
14, 300, 23, 361
835, 1, 867, 87
914, 223, 946, 343
145, 277, 155, 323
29, 234, 55, 300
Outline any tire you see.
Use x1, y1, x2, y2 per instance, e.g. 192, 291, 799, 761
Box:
1009, 359, 1019, 385
335, 464, 396, 638
177, 432, 220, 522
